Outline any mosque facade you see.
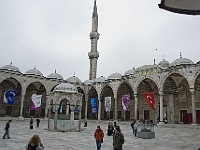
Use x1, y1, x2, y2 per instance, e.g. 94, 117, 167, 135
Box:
0, 0, 200, 125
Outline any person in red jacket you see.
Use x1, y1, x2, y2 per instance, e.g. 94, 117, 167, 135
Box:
94, 126, 104, 150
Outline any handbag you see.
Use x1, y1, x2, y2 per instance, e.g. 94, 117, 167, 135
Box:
101, 138, 103, 143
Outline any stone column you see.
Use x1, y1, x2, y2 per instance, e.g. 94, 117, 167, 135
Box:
85, 95, 88, 119
168, 94, 174, 124
190, 89, 197, 125
98, 97, 101, 121
19, 92, 25, 119
45, 95, 50, 119
78, 106, 82, 130
70, 107, 75, 131
134, 94, 138, 120
159, 91, 164, 123
114, 92, 118, 121
54, 109, 58, 130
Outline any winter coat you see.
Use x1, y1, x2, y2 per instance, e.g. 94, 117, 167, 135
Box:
4, 122, 10, 130
113, 132, 125, 148
94, 129, 104, 142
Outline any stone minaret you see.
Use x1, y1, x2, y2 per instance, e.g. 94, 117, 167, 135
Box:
88, 0, 100, 80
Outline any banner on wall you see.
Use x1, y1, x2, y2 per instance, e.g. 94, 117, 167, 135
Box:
158, 0, 200, 15
59, 103, 63, 113
105, 97, 111, 112
142, 92, 155, 110
74, 106, 79, 113
122, 94, 130, 111
3, 90, 16, 105
51, 105, 55, 112
30, 94, 42, 110
90, 98, 97, 114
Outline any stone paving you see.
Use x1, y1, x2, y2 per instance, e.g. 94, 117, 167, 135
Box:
0, 118, 200, 150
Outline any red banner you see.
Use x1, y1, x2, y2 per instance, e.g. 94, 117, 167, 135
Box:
142, 92, 155, 110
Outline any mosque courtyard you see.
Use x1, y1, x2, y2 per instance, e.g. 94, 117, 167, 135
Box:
0, 118, 200, 150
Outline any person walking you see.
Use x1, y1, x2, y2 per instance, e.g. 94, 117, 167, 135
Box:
113, 126, 125, 150
3, 120, 12, 139
36, 118, 40, 128
131, 120, 136, 135
94, 126, 104, 150
30, 118, 33, 129
26, 134, 44, 150
134, 122, 138, 137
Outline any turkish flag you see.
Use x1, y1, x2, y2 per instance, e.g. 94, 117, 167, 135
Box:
142, 92, 155, 110
158, 0, 200, 15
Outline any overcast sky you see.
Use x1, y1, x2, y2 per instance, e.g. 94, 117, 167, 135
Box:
0, 0, 200, 81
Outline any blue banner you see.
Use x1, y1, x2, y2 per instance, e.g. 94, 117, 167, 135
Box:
59, 103, 63, 113
74, 106, 79, 113
90, 98, 97, 114
3, 90, 16, 105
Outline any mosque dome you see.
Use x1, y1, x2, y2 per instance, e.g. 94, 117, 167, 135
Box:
171, 57, 194, 67
0, 63, 21, 73
24, 68, 43, 76
108, 72, 122, 80
197, 61, 200, 65
94, 76, 107, 83
47, 71, 63, 80
124, 68, 135, 76
158, 59, 170, 68
84, 80, 94, 85
53, 83, 78, 93
66, 75, 82, 84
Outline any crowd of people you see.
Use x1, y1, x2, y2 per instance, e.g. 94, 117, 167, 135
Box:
1, 118, 155, 150
94, 122, 125, 150
3, 118, 199, 150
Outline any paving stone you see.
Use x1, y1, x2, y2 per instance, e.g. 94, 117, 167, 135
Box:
0, 119, 200, 150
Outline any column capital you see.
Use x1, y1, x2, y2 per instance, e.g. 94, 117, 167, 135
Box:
190, 88, 195, 94
159, 91, 164, 96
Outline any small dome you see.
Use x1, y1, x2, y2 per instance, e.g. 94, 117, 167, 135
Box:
25, 68, 43, 76
0, 63, 21, 73
84, 80, 94, 85
94, 76, 107, 83
108, 72, 122, 80
66, 76, 81, 84
124, 68, 135, 76
171, 57, 194, 67
158, 59, 170, 68
54, 83, 78, 93
47, 72, 63, 80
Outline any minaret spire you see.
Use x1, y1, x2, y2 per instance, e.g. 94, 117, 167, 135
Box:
93, 0, 97, 17
88, 0, 100, 80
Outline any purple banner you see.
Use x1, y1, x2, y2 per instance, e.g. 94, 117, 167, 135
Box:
122, 94, 130, 111
30, 94, 42, 110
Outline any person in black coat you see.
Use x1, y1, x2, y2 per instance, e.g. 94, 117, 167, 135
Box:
30, 118, 33, 129
3, 120, 12, 139
36, 118, 40, 127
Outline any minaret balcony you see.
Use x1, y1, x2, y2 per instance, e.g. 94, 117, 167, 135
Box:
88, 52, 99, 59
90, 32, 100, 39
